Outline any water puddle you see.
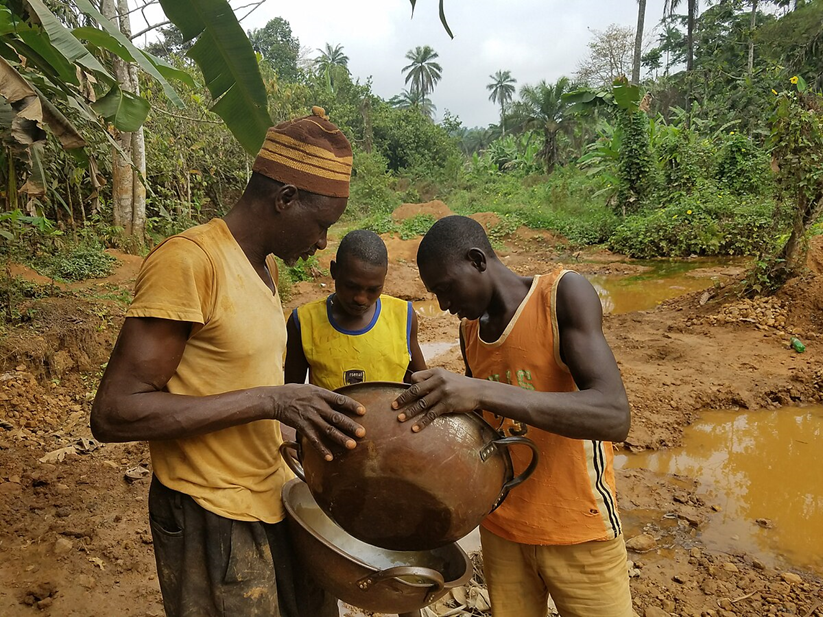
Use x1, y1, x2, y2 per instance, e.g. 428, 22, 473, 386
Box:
413, 299, 446, 318
586, 258, 742, 315
419, 341, 457, 362
616, 406, 823, 575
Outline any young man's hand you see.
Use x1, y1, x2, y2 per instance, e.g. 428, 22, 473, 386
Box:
273, 385, 366, 461
392, 368, 480, 432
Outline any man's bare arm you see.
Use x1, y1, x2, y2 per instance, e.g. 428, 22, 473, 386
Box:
393, 273, 630, 442
91, 317, 365, 460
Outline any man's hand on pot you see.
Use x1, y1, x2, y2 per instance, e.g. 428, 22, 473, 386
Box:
392, 368, 480, 432
273, 385, 366, 461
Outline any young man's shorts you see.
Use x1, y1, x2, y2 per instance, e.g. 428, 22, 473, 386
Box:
480, 527, 635, 617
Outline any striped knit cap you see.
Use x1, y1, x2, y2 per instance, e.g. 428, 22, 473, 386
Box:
252, 106, 352, 198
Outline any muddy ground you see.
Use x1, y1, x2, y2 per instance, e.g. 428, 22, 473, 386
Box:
0, 209, 821, 616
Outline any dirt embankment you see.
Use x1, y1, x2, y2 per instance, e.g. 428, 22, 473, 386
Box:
0, 221, 822, 615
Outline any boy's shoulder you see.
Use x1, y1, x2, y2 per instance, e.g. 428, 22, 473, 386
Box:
294, 295, 331, 318
379, 294, 410, 308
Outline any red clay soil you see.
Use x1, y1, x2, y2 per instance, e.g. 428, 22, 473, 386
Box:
0, 223, 822, 616
391, 200, 454, 221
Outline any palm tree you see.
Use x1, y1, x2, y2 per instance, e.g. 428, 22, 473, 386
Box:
657, 22, 686, 76
508, 77, 574, 172
401, 46, 442, 101
314, 43, 349, 91
389, 88, 437, 119
633, 0, 647, 83
487, 70, 517, 135
748, 0, 758, 76
665, 0, 698, 72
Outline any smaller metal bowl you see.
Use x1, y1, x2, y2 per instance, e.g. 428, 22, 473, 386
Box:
282, 479, 473, 615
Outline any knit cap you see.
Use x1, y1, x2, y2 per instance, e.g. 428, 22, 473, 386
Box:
252, 106, 352, 198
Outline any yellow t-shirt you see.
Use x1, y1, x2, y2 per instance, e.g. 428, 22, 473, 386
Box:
293, 294, 413, 391
126, 218, 291, 523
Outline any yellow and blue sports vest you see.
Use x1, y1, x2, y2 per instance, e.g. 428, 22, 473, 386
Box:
293, 294, 413, 391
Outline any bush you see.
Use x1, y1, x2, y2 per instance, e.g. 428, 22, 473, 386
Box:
33, 242, 116, 281
286, 255, 326, 283
347, 150, 400, 219
371, 105, 463, 179
0, 274, 55, 324
654, 130, 715, 198
357, 212, 399, 235
608, 188, 778, 258
487, 214, 522, 248
398, 214, 437, 240
714, 131, 770, 195
273, 257, 292, 302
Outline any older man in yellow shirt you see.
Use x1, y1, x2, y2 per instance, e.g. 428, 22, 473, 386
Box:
92, 108, 363, 617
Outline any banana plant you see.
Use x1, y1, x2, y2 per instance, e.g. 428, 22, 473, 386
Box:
408, 0, 453, 38
1, 0, 270, 157
0, 0, 189, 202
1, 0, 453, 195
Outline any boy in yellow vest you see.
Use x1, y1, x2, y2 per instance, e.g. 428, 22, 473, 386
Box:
285, 229, 426, 390
286, 230, 427, 617
393, 216, 633, 617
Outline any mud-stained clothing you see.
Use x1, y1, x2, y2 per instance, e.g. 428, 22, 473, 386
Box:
128, 218, 291, 524
128, 219, 329, 616
149, 476, 337, 617
480, 527, 634, 617
461, 269, 631, 617
292, 294, 413, 390
462, 270, 621, 546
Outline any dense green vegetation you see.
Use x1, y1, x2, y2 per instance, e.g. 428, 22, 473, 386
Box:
0, 0, 821, 290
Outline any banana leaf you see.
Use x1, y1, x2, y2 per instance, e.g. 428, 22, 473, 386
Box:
0, 55, 85, 149
0, 6, 78, 85
0, 6, 17, 35
408, 0, 453, 39
159, 0, 270, 155
72, 0, 185, 108
25, 0, 113, 82
73, 26, 195, 88
92, 84, 151, 133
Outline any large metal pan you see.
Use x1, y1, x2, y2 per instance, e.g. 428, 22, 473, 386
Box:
280, 381, 538, 551
283, 479, 472, 615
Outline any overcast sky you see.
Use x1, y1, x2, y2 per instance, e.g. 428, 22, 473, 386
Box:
132, 0, 675, 128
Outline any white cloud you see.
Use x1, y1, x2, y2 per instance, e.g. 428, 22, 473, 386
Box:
131, 0, 673, 127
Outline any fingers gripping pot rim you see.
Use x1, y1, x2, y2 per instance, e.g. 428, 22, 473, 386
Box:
279, 381, 539, 551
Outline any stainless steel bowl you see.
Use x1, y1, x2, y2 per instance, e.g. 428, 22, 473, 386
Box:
282, 479, 473, 614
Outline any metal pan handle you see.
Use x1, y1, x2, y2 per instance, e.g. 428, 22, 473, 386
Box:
356, 566, 445, 603
278, 441, 306, 482
491, 436, 540, 511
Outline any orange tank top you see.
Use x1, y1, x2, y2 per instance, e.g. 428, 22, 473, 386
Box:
462, 270, 621, 546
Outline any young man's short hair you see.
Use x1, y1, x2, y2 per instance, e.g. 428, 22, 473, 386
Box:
417, 216, 495, 267
337, 229, 388, 268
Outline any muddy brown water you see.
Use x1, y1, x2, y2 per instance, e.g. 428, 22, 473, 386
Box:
616, 405, 823, 575
587, 258, 739, 314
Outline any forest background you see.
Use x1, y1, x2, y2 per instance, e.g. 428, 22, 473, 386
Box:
0, 0, 821, 305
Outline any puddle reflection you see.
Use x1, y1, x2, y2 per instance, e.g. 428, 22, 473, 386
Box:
413, 299, 445, 318
586, 258, 741, 314
616, 406, 823, 574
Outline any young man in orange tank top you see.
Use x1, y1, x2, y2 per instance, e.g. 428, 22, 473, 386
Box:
393, 216, 633, 617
